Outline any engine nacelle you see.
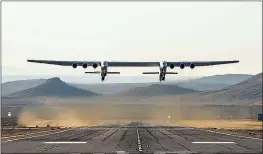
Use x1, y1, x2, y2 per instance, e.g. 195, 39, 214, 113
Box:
180, 63, 185, 69
92, 63, 98, 69
190, 63, 195, 69
169, 64, 175, 69
82, 63, 88, 69
72, 62, 77, 69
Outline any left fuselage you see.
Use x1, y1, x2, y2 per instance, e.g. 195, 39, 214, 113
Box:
159, 61, 168, 82
100, 61, 109, 81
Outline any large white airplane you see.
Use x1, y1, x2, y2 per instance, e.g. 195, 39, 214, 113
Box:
27, 59, 239, 82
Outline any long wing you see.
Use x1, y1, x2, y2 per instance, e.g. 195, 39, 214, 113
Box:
107, 61, 158, 67
27, 59, 239, 67
27, 60, 159, 67
167, 60, 239, 67
27, 60, 100, 66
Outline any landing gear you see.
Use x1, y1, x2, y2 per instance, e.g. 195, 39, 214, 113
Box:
101, 67, 107, 82
159, 69, 166, 82
159, 75, 166, 82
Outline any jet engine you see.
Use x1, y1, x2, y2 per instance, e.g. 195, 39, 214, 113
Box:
92, 63, 98, 69
72, 62, 77, 68
180, 63, 185, 69
82, 63, 88, 69
169, 64, 175, 69
190, 63, 195, 69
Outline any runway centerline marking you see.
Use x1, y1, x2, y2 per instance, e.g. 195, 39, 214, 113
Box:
136, 127, 142, 152
192, 141, 235, 144
44, 141, 87, 144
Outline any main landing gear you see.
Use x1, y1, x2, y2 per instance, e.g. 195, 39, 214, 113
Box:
101, 76, 105, 82
159, 75, 165, 82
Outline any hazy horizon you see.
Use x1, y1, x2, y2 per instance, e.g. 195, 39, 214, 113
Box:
2, 2, 262, 83
2, 73, 256, 84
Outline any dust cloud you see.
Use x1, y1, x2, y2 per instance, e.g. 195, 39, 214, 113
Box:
17, 101, 261, 129
169, 119, 262, 129
17, 105, 102, 127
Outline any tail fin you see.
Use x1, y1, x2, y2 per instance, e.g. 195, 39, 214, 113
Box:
107, 72, 120, 74
85, 71, 101, 74
85, 71, 120, 74
142, 72, 159, 74
143, 72, 178, 74
166, 72, 178, 74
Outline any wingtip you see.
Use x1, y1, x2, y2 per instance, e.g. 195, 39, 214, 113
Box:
27, 59, 36, 62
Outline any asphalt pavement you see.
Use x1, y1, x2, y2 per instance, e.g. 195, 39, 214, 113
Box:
1, 121, 262, 154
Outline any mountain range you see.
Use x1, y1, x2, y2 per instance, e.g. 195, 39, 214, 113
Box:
1, 79, 46, 96
2, 74, 251, 96
1, 73, 261, 105
199, 72, 262, 104
115, 84, 197, 96
72, 74, 253, 94
135, 73, 262, 105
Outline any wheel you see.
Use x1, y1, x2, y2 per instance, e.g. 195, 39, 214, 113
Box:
101, 76, 105, 81
162, 76, 165, 81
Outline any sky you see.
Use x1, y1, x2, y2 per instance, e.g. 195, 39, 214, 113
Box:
2, 2, 262, 82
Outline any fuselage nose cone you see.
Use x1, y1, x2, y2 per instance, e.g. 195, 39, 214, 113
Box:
103, 61, 108, 67
163, 61, 168, 67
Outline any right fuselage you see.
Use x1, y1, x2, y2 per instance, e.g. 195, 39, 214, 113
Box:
159, 61, 168, 82
159, 67, 167, 82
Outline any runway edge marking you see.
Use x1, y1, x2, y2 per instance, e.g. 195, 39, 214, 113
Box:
192, 141, 236, 144
1, 127, 79, 143
167, 120, 263, 141
205, 129, 263, 140
1, 121, 105, 143
44, 141, 87, 144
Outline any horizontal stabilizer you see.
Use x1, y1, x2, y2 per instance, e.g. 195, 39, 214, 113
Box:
166, 72, 178, 74
143, 72, 159, 74
85, 71, 101, 74
107, 72, 120, 74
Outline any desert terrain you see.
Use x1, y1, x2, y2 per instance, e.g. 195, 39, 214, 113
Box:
1, 73, 262, 153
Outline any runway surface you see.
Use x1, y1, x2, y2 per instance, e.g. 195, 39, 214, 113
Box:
1, 121, 262, 153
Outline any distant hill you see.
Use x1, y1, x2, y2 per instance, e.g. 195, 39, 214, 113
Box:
1, 73, 252, 96
6, 77, 99, 98
186, 74, 253, 85
135, 73, 262, 105
116, 83, 197, 97
200, 72, 262, 103
172, 82, 228, 91
174, 74, 253, 91
1, 79, 46, 96
71, 82, 155, 94
71, 74, 252, 94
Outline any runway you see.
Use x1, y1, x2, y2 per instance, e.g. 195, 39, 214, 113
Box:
1, 121, 262, 153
